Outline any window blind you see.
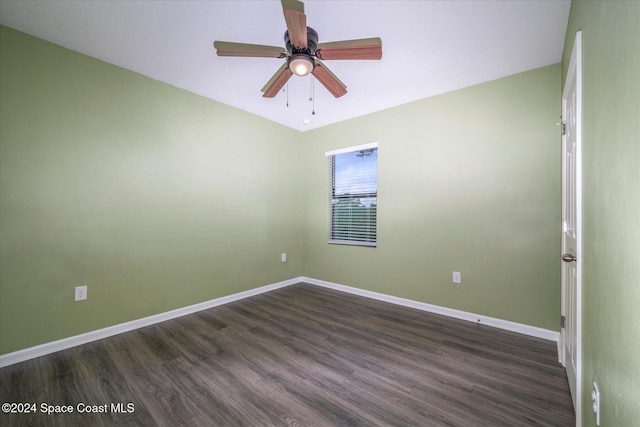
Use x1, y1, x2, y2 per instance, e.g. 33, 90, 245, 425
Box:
326, 143, 378, 246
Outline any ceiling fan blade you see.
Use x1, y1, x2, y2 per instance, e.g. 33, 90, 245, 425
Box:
316, 37, 382, 60
261, 63, 294, 98
312, 60, 347, 98
214, 41, 285, 58
281, 0, 307, 48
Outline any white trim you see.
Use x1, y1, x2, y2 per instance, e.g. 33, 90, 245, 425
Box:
1, 276, 560, 368
301, 277, 560, 342
558, 339, 563, 364
325, 142, 378, 157
328, 239, 376, 247
561, 30, 583, 427
0, 277, 300, 368
575, 31, 583, 427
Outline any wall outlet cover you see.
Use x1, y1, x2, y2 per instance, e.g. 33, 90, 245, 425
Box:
75, 285, 87, 301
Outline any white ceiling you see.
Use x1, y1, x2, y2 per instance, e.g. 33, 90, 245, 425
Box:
0, 0, 570, 132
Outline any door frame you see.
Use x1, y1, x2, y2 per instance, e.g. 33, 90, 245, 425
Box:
560, 30, 582, 426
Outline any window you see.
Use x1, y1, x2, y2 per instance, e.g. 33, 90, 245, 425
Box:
326, 143, 378, 246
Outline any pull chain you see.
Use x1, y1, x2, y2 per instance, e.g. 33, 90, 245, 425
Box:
286, 82, 289, 107
311, 76, 315, 115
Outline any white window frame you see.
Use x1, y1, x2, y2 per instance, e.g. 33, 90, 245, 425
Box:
325, 142, 378, 247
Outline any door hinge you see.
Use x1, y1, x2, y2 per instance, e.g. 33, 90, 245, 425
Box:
561, 121, 567, 136
561, 315, 566, 328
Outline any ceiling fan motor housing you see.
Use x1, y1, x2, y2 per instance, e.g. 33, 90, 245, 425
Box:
285, 27, 318, 54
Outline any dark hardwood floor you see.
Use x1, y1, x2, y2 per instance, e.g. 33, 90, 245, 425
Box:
0, 283, 575, 426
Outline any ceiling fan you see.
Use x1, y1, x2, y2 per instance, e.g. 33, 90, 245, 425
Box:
213, 0, 382, 98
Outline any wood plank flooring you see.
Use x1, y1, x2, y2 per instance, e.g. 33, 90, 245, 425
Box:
0, 283, 575, 426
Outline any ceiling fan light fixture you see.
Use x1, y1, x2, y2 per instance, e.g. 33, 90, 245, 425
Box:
288, 54, 314, 76
214, 2, 381, 99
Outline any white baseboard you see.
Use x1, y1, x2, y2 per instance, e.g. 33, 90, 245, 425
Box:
0, 277, 300, 368
1, 276, 559, 368
300, 277, 560, 342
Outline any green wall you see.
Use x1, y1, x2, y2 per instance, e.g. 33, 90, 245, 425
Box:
1, 24, 563, 357
0, 26, 304, 354
562, 1, 640, 425
301, 64, 562, 331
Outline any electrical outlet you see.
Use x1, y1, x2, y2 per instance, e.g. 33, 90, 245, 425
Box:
592, 382, 600, 425
281, 253, 287, 262
452, 271, 461, 284
75, 285, 87, 301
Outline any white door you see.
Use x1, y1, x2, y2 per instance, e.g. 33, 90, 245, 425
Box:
561, 31, 582, 423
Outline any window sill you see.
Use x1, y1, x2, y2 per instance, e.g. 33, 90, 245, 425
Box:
328, 240, 376, 248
